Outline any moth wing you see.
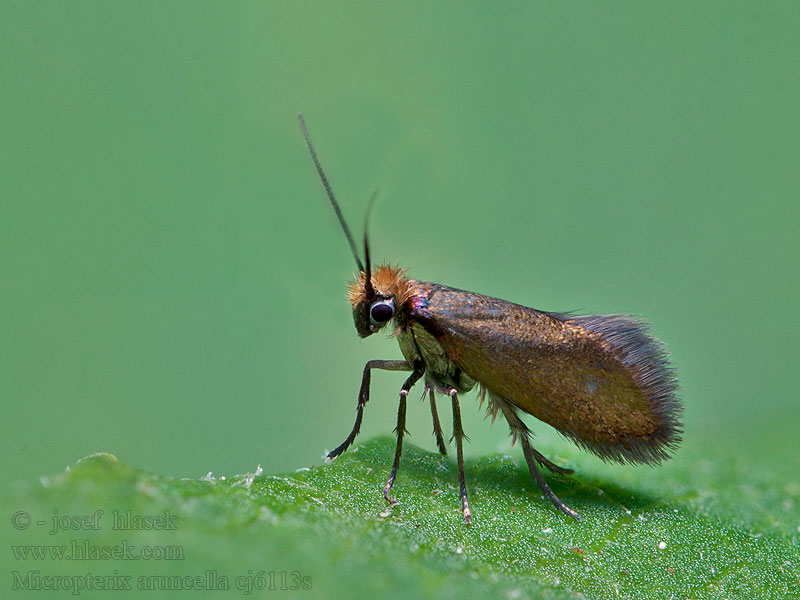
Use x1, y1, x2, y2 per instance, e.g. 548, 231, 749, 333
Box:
410, 283, 682, 465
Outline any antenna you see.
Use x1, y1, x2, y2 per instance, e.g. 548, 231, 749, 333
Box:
298, 113, 364, 273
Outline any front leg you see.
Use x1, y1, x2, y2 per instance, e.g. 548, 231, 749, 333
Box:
383, 363, 425, 504
328, 360, 411, 459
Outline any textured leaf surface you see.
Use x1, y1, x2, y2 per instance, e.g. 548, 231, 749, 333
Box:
4, 437, 799, 599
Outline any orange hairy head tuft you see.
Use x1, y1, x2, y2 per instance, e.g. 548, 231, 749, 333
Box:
347, 264, 413, 308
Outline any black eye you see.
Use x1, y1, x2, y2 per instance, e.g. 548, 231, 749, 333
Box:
370, 300, 395, 325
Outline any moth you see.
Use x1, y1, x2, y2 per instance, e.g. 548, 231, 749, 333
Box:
299, 114, 683, 524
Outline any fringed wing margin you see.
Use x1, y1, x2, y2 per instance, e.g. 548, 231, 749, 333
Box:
564, 314, 684, 465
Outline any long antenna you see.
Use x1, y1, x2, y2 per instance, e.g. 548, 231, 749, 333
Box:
298, 113, 364, 272
362, 189, 380, 300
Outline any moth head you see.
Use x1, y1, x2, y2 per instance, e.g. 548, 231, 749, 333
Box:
349, 265, 411, 338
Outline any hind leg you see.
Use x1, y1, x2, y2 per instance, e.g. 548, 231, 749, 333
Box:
494, 395, 580, 521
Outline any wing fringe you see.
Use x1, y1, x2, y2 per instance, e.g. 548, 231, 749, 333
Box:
561, 314, 684, 466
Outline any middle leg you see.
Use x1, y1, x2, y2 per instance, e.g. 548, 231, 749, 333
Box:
424, 386, 448, 456
446, 386, 472, 525
383, 365, 425, 504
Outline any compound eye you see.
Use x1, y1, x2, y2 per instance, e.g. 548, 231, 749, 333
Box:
369, 299, 395, 326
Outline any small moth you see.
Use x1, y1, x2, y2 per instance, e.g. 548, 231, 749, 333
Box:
299, 114, 683, 524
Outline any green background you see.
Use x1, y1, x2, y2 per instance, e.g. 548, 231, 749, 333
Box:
2, 2, 798, 597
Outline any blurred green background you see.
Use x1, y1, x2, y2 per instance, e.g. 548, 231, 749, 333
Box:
2, 1, 798, 496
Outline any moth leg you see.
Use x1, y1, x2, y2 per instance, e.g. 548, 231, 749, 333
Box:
444, 387, 472, 525
519, 432, 580, 521
423, 386, 448, 456
495, 396, 581, 522
328, 360, 411, 459
531, 448, 574, 476
383, 366, 425, 505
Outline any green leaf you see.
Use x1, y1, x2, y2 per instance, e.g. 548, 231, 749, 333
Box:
3, 438, 798, 599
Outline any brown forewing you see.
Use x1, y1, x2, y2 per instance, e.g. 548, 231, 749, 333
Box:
408, 281, 682, 465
